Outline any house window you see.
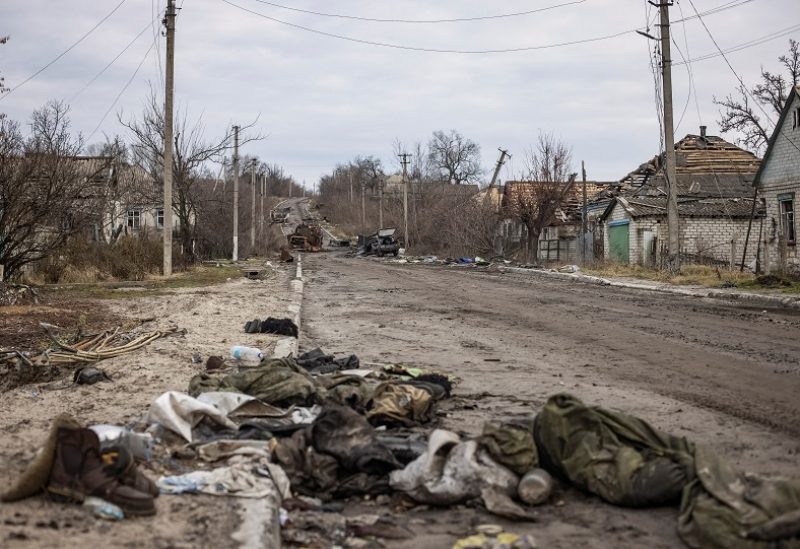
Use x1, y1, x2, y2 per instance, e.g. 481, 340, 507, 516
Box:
156, 207, 164, 229
778, 193, 795, 245
794, 107, 800, 130
126, 209, 141, 230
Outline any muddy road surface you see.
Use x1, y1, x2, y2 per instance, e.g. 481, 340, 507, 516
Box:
301, 253, 800, 548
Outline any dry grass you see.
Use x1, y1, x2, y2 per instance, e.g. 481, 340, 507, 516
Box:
584, 263, 756, 287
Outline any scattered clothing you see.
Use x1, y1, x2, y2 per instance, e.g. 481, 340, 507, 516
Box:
390, 429, 535, 520
189, 358, 322, 408
243, 317, 299, 337
296, 347, 359, 374
480, 421, 538, 477
147, 391, 237, 443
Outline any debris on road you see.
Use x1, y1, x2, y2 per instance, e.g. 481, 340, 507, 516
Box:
296, 347, 359, 374
73, 365, 112, 385
288, 223, 323, 252
243, 317, 299, 337
357, 228, 401, 257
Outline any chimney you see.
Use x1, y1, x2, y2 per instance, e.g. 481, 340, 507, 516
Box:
700, 125, 707, 138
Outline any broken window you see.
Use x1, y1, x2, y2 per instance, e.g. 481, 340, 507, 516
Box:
778, 194, 795, 245
127, 209, 141, 230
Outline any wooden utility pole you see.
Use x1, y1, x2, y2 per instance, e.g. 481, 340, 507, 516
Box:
658, 1, 681, 273
232, 125, 240, 262
162, 0, 177, 276
581, 160, 588, 264
488, 148, 510, 189
250, 159, 256, 251
399, 153, 411, 250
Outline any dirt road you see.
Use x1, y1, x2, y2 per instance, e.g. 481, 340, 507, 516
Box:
300, 253, 800, 548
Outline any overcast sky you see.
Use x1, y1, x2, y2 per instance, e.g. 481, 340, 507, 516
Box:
1, 0, 797, 187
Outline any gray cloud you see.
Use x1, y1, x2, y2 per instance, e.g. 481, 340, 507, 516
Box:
1, 0, 795, 186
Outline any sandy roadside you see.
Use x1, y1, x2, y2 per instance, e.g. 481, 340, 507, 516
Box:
0, 264, 295, 548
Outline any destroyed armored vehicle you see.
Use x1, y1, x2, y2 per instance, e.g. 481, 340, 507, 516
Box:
358, 228, 400, 257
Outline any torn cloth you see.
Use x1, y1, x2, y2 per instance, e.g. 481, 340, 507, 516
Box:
147, 391, 237, 443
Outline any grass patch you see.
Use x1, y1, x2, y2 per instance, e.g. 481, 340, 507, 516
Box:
585, 263, 800, 293
44, 264, 244, 300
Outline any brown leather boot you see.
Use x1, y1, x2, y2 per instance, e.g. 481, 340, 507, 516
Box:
47, 426, 156, 516
100, 446, 159, 498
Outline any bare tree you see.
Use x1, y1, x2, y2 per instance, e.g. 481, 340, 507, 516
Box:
427, 129, 483, 185
120, 87, 261, 260
509, 132, 576, 262
0, 102, 112, 280
715, 39, 799, 154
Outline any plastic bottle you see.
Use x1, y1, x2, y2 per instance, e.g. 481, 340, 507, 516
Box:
83, 497, 124, 520
230, 345, 264, 365
517, 468, 553, 506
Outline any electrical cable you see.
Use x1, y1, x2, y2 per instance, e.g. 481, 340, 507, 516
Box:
686, 0, 800, 154
222, 0, 633, 54
86, 37, 157, 142
221, 0, 761, 55
247, 0, 587, 23
69, 12, 164, 103
0, 0, 128, 101
674, 23, 800, 65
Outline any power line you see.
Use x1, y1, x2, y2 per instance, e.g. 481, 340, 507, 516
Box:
674, 23, 800, 66
222, 0, 633, 54
69, 13, 163, 103
686, 0, 800, 155
221, 0, 761, 55
86, 37, 157, 142
248, 0, 587, 24
0, 0, 128, 101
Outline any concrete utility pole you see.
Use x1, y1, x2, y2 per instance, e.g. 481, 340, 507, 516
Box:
488, 148, 510, 189
260, 174, 265, 242
232, 125, 240, 262
250, 159, 256, 251
581, 160, 588, 264
361, 180, 366, 228
658, 1, 681, 273
162, 0, 177, 276
378, 178, 384, 229
399, 153, 411, 250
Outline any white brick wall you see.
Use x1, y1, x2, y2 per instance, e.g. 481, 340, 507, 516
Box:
758, 92, 800, 273
604, 202, 759, 267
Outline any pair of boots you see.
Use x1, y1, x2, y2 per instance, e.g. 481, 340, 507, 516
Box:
47, 426, 158, 516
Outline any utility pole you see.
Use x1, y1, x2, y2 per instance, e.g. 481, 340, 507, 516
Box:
581, 160, 587, 264
399, 153, 411, 251
289, 177, 293, 198
349, 172, 353, 203
488, 148, 510, 189
162, 0, 176, 276
361, 180, 366, 228
378, 178, 384, 229
260, 174, 265, 243
658, 1, 681, 273
232, 125, 240, 262
250, 158, 256, 251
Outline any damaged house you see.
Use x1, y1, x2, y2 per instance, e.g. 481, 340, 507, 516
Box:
753, 85, 800, 274
498, 180, 611, 261
599, 127, 763, 267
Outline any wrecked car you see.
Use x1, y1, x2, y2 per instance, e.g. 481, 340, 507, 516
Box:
358, 228, 400, 257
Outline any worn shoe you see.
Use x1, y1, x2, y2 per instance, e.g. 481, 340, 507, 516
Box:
101, 445, 160, 499
47, 426, 156, 516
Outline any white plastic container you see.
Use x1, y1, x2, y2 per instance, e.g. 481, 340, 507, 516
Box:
230, 345, 264, 365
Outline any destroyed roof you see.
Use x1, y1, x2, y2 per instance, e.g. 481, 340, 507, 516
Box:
603, 196, 763, 220
502, 180, 613, 223
613, 129, 760, 199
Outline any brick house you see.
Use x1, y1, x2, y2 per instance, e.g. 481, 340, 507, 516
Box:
601, 196, 763, 267
753, 85, 800, 274
599, 128, 763, 266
